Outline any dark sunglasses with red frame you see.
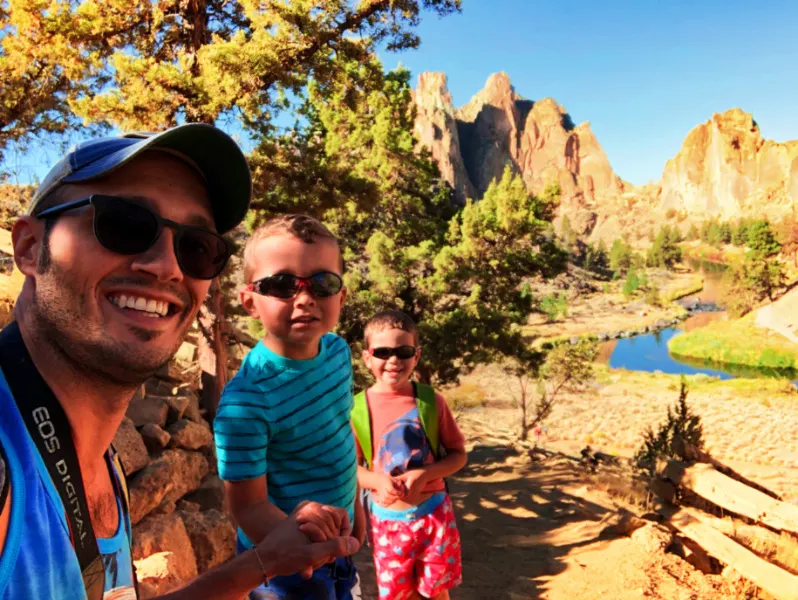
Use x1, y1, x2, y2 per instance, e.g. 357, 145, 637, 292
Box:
246, 271, 344, 299
369, 345, 418, 360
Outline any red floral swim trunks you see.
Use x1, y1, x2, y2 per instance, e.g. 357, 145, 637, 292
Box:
369, 493, 462, 599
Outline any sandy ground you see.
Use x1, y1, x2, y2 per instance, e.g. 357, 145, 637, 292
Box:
458, 364, 798, 505
353, 417, 742, 600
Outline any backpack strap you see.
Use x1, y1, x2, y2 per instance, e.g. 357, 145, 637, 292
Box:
413, 382, 440, 459
109, 443, 139, 597
351, 390, 373, 469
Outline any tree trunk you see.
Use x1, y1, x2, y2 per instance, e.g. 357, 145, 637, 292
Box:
198, 278, 227, 423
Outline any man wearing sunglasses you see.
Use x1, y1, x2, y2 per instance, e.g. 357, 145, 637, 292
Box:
0, 125, 359, 600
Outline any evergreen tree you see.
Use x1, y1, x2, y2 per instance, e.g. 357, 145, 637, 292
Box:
609, 238, 633, 276
1, 0, 463, 412
647, 225, 682, 269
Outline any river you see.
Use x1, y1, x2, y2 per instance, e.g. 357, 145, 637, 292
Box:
601, 261, 798, 382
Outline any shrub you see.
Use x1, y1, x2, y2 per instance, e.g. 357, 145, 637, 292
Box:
623, 270, 640, 298
540, 292, 569, 322
635, 378, 704, 473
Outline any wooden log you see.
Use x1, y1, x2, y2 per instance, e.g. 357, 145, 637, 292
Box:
663, 462, 798, 535
677, 506, 798, 571
669, 509, 798, 600
675, 439, 782, 500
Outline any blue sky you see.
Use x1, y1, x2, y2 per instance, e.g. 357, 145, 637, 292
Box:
9, 0, 798, 187
380, 0, 798, 185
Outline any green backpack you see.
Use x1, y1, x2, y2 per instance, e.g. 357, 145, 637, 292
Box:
352, 381, 443, 469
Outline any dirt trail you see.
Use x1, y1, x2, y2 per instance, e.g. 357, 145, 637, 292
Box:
354, 417, 737, 599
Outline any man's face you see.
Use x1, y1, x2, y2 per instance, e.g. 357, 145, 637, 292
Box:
28, 152, 214, 385
241, 233, 346, 357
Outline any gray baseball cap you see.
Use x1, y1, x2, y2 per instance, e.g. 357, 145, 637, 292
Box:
29, 123, 252, 233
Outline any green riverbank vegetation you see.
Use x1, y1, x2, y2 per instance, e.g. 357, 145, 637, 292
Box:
668, 315, 798, 371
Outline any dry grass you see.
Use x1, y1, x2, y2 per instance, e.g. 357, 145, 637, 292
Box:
452, 363, 798, 504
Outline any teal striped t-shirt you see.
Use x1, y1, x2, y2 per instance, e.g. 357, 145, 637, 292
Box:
214, 333, 357, 548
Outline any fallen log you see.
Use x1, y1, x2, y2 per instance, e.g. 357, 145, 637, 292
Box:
674, 439, 782, 500
662, 462, 798, 535
669, 509, 798, 600
674, 507, 798, 574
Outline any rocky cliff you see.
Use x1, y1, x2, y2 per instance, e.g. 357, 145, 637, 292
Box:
413, 72, 626, 237
660, 108, 798, 221
414, 73, 798, 239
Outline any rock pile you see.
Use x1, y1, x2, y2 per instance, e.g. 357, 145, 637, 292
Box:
112, 343, 236, 597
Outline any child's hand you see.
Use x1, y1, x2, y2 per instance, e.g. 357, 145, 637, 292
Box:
294, 500, 352, 541
375, 473, 405, 505
394, 469, 428, 504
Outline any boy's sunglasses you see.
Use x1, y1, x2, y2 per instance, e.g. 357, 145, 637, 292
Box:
247, 271, 343, 299
369, 346, 418, 360
35, 194, 232, 280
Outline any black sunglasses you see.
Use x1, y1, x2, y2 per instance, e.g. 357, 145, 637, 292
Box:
247, 271, 343, 299
369, 345, 418, 360
35, 195, 232, 280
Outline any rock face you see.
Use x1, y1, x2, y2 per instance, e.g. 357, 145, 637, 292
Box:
414, 73, 798, 238
660, 108, 798, 220
413, 72, 625, 221
112, 363, 238, 592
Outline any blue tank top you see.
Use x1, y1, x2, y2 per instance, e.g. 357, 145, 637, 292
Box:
0, 369, 136, 599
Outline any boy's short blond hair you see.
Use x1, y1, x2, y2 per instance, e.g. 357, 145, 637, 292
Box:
243, 214, 343, 283
363, 309, 419, 347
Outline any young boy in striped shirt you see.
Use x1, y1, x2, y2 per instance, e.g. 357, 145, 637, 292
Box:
214, 215, 364, 600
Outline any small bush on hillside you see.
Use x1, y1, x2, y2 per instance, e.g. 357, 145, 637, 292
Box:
623, 270, 640, 297
540, 292, 568, 322
635, 378, 704, 473
644, 283, 662, 307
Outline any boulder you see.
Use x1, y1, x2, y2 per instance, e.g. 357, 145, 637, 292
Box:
168, 419, 213, 451
184, 474, 226, 512
630, 523, 673, 554
178, 509, 237, 573
112, 417, 150, 475
150, 498, 176, 517
175, 341, 197, 365
183, 392, 203, 424
140, 423, 171, 454
145, 378, 179, 397
132, 513, 198, 592
166, 396, 190, 423
129, 449, 209, 524
177, 499, 201, 514
127, 396, 169, 429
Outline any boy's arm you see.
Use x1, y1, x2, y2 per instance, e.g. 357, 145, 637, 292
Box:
227, 477, 354, 544
352, 484, 366, 545
157, 502, 359, 600
225, 477, 287, 544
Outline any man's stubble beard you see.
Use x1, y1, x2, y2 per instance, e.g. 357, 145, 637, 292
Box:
33, 244, 191, 387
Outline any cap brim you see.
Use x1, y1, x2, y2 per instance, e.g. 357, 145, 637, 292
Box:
62, 124, 252, 234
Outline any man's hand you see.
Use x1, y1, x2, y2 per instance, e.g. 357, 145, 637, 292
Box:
294, 500, 351, 541
256, 503, 360, 580
374, 473, 405, 505
394, 469, 429, 504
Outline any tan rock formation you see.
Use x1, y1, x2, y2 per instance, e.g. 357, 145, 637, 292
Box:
414, 72, 625, 234
414, 73, 798, 241
413, 72, 476, 203
661, 108, 798, 220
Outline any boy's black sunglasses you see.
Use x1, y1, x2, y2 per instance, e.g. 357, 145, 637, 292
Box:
247, 271, 344, 299
369, 345, 418, 360
35, 194, 232, 280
